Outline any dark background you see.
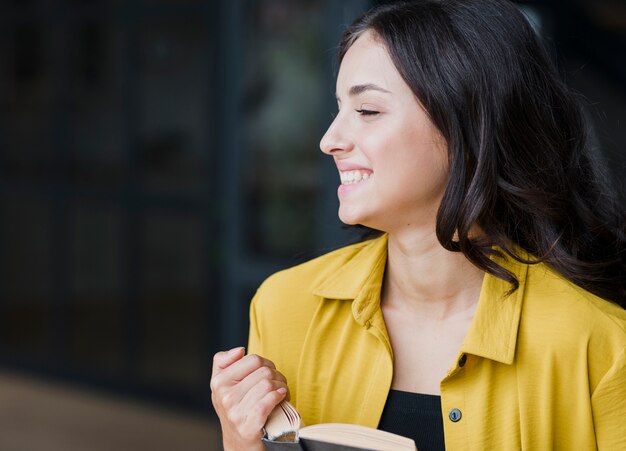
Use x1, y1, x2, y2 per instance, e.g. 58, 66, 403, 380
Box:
0, 0, 624, 435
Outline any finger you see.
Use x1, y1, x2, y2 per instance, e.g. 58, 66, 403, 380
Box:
218, 353, 277, 384
241, 386, 289, 436
238, 377, 289, 415
211, 347, 245, 378
245, 365, 287, 386
220, 365, 288, 408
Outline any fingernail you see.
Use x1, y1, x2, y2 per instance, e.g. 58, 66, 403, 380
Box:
227, 346, 244, 355
276, 387, 287, 394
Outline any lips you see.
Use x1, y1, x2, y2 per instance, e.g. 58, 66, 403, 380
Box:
335, 160, 370, 171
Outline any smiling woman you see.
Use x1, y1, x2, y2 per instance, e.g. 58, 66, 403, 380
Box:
320, 30, 449, 232
210, 1, 626, 450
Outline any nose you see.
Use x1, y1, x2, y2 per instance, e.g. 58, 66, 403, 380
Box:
319, 114, 353, 156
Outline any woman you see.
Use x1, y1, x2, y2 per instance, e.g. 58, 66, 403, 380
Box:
211, 1, 626, 449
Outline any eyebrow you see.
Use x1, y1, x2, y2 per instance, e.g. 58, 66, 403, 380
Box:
336, 83, 392, 100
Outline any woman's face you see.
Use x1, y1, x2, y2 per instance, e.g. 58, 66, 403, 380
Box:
320, 31, 448, 233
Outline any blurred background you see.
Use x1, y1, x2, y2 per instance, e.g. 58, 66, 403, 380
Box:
0, 0, 624, 449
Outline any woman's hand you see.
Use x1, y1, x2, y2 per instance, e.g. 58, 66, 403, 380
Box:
210, 347, 289, 451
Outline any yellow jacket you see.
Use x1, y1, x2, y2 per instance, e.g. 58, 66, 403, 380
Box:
248, 234, 626, 450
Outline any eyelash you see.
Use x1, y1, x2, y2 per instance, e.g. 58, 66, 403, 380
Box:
355, 109, 379, 116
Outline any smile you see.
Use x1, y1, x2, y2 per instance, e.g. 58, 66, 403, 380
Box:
339, 170, 371, 185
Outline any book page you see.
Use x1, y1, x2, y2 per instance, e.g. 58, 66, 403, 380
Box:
299, 423, 416, 451
264, 401, 304, 441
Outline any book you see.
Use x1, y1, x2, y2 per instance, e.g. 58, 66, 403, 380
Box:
262, 400, 417, 451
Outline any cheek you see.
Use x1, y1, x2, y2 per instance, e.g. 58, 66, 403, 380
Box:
358, 117, 448, 189
383, 139, 448, 200
404, 121, 449, 177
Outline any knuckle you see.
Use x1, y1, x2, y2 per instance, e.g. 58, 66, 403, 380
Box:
259, 379, 274, 393
212, 351, 225, 365
247, 354, 263, 367
209, 374, 222, 392
257, 366, 273, 379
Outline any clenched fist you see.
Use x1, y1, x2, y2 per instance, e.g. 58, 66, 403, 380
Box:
210, 347, 290, 451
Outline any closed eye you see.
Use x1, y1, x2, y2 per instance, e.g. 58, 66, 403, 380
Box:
355, 109, 379, 116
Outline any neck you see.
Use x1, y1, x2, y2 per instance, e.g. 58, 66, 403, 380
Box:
382, 228, 485, 320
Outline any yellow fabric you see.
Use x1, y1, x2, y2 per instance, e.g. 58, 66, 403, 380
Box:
248, 234, 626, 450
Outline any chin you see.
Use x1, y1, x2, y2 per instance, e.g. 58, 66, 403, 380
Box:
338, 215, 359, 226
339, 209, 389, 234
338, 205, 370, 227
338, 210, 359, 226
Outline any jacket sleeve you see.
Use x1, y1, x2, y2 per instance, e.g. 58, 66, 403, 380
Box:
592, 346, 626, 450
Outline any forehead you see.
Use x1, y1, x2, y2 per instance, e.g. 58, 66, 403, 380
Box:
337, 31, 404, 94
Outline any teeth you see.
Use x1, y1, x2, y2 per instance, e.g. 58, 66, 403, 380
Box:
340, 170, 371, 185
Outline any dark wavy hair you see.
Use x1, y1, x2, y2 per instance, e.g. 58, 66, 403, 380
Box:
339, 0, 626, 307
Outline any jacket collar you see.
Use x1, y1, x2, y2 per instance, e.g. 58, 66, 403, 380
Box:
312, 234, 388, 326
460, 252, 527, 364
312, 233, 527, 365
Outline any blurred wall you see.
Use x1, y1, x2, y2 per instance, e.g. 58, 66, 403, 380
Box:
0, 0, 371, 415
0, 0, 623, 421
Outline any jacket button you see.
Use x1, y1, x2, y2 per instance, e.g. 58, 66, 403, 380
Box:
449, 408, 462, 422
458, 354, 467, 367
364, 320, 372, 329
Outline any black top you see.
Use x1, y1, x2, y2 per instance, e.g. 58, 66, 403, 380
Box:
377, 389, 446, 451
